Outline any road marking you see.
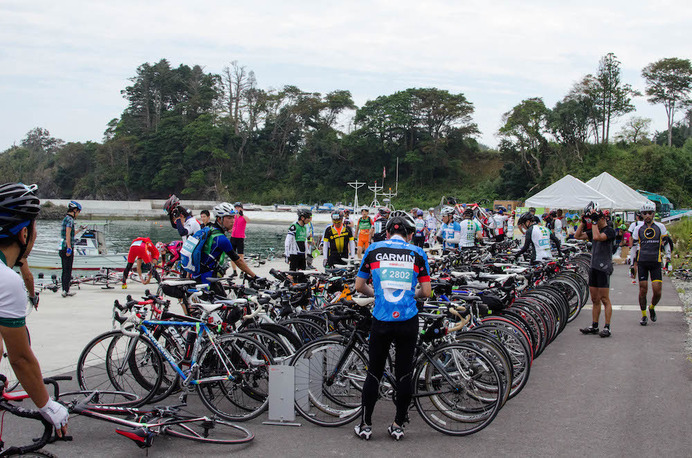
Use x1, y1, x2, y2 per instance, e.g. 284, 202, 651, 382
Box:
582, 305, 682, 312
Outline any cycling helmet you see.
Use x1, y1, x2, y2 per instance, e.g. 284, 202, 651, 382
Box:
386, 211, 416, 234
67, 200, 82, 212
463, 207, 474, 217
297, 208, 312, 219
583, 201, 598, 215
163, 195, 180, 214
234, 202, 243, 208
331, 211, 343, 220
517, 212, 534, 225
213, 202, 237, 218
640, 201, 656, 213
440, 206, 455, 217
361, 206, 370, 213
416, 209, 424, 216
378, 207, 391, 217
0, 183, 41, 239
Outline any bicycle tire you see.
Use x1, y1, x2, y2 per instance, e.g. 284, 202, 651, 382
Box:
162, 416, 254, 444
413, 342, 503, 436
290, 337, 366, 427
196, 333, 273, 421
57, 389, 140, 407
239, 328, 294, 364
76, 330, 163, 406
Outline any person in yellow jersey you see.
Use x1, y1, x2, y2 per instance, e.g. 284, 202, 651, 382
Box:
323, 211, 355, 268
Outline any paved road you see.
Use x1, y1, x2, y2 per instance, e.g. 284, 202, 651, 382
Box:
10, 265, 692, 457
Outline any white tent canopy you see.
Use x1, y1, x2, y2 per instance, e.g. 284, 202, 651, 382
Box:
586, 172, 654, 211
525, 174, 616, 210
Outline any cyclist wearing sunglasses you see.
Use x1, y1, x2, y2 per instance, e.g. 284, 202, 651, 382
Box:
632, 202, 670, 326
0, 183, 69, 437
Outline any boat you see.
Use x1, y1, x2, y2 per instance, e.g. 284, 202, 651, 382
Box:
29, 224, 127, 271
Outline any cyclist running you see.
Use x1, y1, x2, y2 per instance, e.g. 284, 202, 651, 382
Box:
412, 209, 426, 247
514, 212, 561, 261
633, 201, 671, 325
575, 203, 615, 337
354, 211, 431, 441
436, 206, 462, 254
458, 207, 483, 249
121, 237, 161, 289
356, 207, 374, 259
197, 203, 259, 293
323, 211, 355, 268
0, 183, 69, 437
285, 208, 312, 271
372, 207, 390, 243
59, 200, 81, 297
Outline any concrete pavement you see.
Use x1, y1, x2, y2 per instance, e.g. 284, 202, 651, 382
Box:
7, 264, 692, 457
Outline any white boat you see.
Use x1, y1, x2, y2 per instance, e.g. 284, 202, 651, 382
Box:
29, 225, 127, 271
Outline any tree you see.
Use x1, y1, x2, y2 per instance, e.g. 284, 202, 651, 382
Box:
642, 57, 692, 147
594, 53, 639, 144
498, 98, 550, 180
616, 116, 652, 144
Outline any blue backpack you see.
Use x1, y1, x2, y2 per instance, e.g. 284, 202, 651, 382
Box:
179, 227, 212, 275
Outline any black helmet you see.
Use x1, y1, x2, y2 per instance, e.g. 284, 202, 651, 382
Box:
0, 183, 41, 240
386, 211, 415, 234
583, 201, 598, 215
463, 207, 474, 217
517, 212, 533, 225
163, 195, 180, 214
297, 208, 312, 219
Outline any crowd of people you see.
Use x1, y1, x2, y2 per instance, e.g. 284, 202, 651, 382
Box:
0, 180, 679, 442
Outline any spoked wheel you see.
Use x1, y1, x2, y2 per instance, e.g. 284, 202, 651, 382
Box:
414, 343, 503, 436
290, 338, 366, 426
162, 416, 254, 444
196, 334, 273, 421
76, 330, 163, 406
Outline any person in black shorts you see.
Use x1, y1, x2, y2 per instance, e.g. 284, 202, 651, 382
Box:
632, 202, 671, 325
575, 202, 615, 337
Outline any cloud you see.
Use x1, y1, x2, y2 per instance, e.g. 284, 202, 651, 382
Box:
1, 0, 690, 148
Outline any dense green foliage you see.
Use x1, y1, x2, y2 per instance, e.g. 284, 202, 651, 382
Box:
2, 55, 692, 209
668, 217, 692, 268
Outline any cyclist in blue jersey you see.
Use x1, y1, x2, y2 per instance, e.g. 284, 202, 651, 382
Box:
196, 203, 259, 294
354, 211, 431, 441
0, 183, 69, 437
436, 206, 462, 254
411, 209, 426, 247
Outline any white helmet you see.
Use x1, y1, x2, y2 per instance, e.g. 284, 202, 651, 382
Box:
440, 206, 455, 217
213, 202, 236, 218
640, 201, 656, 213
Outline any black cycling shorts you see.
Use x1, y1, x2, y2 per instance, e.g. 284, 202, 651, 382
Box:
229, 237, 245, 254
638, 261, 662, 283
588, 268, 610, 288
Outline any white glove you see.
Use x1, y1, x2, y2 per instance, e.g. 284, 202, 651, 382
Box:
39, 399, 69, 431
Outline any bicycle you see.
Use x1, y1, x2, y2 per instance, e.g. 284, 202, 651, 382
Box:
78, 298, 274, 421
0, 375, 68, 457
289, 298, 507, 436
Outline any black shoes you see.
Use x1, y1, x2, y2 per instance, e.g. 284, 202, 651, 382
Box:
649, 306, 657, 322
580, 326, 599, 335
640, 316, 648, 326
599, 328, 611, 338
354, 423, 372, 440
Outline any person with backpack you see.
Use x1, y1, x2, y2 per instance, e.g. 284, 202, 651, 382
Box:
182, 202, 259, 293
163, 195, 201, 244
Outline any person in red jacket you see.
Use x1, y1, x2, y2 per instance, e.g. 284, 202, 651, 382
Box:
122, 237, 161, 288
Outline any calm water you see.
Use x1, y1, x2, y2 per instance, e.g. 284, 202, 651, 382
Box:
34, 219, 328, 258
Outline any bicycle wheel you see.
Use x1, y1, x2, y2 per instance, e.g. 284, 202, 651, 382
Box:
196, 333, 273, 421
290, 338, 366, 427
162, 416, 254, 444
414, 343, 503, 436
57, 389, 140, 407
280, 318, 326, 346
239, 328, 293, 364
77, 330, 163, 406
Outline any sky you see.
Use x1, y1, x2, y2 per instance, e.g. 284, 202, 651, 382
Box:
1, 0, 691, 151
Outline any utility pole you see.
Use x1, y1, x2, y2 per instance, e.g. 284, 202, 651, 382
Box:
347, 180, 366, 211
368, 181, 383, 208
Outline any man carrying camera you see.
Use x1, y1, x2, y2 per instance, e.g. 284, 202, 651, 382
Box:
575, 202, 615, 338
